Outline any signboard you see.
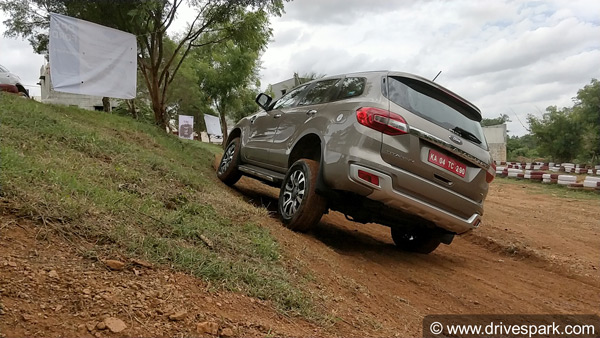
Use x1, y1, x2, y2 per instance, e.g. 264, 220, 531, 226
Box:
203, 114, 222, 137
49, 13, 137, 99
178, 115, 194, 140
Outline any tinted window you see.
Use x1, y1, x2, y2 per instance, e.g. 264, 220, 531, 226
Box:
272, 85, 308, 110
387, 76, 487, 148
298, 79, 340, 106
337, 77, 365, 100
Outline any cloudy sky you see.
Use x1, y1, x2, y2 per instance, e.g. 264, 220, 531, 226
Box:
1, 0, 599, 135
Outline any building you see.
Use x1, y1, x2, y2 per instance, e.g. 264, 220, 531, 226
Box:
38, 63, 117, 111
483, 124, 507, 162
268, 73, 310, 100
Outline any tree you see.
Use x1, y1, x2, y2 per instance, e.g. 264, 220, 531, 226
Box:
506, 134, 538, 161
480, 114, 510, 127
0, 0, 284, 130
527, 106, 581, 163
572, 79, 600, 162
194, 9, 271, 143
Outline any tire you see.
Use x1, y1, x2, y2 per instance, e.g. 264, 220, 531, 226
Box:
391, 226, 441, 254
216, 138, 242, 186
278, 159, 326, 232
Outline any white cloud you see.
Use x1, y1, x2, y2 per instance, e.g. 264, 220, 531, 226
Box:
1, 1, 599, 136
259, 0, 600, 136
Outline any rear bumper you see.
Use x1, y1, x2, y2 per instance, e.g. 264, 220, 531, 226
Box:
348, 163, 482, 234
0, 84, 18, 94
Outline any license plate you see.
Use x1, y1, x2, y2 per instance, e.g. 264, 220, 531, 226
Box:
428, 149, 466, 177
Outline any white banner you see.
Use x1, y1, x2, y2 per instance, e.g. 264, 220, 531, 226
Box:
204, 114, 222, 137
178, 115, 194, 140
49, 13, 137, 99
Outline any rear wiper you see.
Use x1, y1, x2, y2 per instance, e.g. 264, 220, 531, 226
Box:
451, 126, 482, 144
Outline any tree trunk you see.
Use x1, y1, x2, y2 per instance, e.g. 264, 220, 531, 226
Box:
218, 107, 228, 149
102, 97, 111, 112
126, 99, 138, 119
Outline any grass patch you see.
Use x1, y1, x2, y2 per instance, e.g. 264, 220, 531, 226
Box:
493, 177, 600, 201
0, 93, 313, 316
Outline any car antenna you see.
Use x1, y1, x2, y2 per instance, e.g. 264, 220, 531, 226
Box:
432, 71, 442, 82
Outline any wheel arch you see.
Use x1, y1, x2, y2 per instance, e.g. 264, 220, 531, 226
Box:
226, 127, 242, 146
288, 133, 323, 168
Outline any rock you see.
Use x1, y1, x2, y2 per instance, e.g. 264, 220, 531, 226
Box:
104, 317, 127, 333
48, 270, 59, 279
85, 322, 96, 332
104, 260, 125, 271
96, 321, 107, 330
196, 321, 219, 335
473, 300, 480, 305
221, 327, 234, 337
7, 261, 17, 267
168, 310, 187, 321
131, 258, 152, 268
54, 305, 63, 312
22, 314, 34, 321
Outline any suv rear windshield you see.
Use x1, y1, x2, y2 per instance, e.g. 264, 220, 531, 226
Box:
386, 76, 487, 149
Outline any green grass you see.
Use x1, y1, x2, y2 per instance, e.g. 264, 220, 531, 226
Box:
493, 177, 600, 201
0, 93, 313, 316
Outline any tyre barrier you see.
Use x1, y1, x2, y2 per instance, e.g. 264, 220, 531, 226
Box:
583, 181, 600, 188
557, 175, 576, 182
568, 183, 584, 188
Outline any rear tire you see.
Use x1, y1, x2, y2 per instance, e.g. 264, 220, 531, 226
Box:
278, 159, 326, 232
217, 138, 242, 186
391, 226, 441, 254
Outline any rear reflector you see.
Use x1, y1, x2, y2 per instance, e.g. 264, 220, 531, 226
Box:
486, 162, 496, 183
357, 170, 380, 186
356, 107, 408, 135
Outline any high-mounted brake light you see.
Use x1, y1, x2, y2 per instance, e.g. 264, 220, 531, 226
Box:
356, 107, 409, 135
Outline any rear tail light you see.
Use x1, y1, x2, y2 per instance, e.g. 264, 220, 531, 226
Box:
356, 107, 409, 135
486, 162, 496, 183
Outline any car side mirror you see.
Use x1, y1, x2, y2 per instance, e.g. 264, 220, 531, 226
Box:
255, 93, 273, 111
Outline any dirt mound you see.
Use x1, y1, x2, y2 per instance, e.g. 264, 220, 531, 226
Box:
2, 178, 599, 337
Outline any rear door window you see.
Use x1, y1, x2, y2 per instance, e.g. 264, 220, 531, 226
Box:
387, 76, 487, 148
336, 77, 365, 100
297, 79, 340, 106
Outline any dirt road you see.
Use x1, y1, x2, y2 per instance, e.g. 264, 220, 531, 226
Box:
1, 179, 599, 337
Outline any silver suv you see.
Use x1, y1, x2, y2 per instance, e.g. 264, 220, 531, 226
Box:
217, 71, 495, 254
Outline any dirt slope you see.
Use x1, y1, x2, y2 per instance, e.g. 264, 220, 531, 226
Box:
1, 179, 599, 337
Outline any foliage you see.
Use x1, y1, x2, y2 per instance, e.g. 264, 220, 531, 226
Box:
527, 106, 581, 163
0, 0, 285, 131
0, 92, 314, 316
481, 114, 510, 127
195, 8, 271, 141
572, 78, 600, 161
525, 79, 599, 163
506, 134, 538, 161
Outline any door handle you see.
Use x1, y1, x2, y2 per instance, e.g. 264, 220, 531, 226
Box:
273, 113, 282, 118
306, 109, 317, 116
